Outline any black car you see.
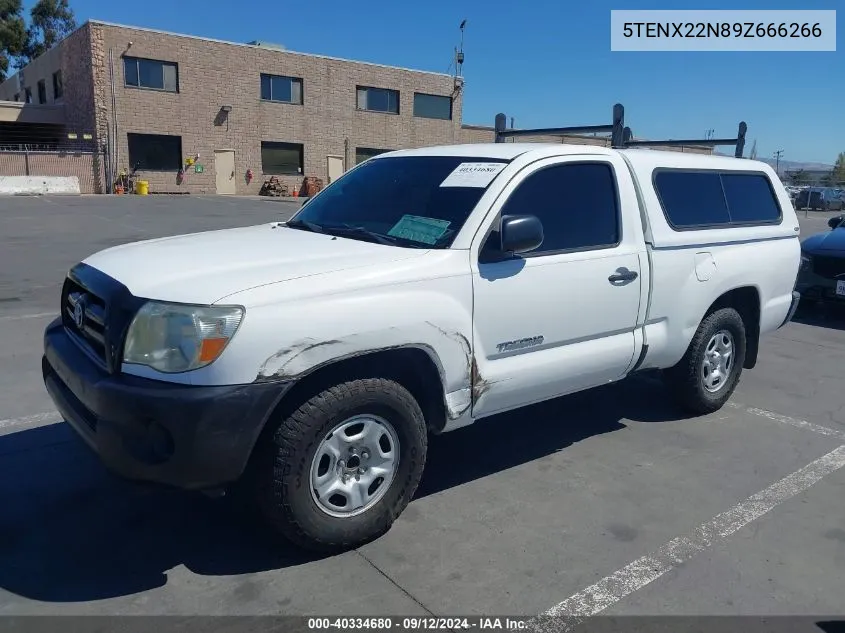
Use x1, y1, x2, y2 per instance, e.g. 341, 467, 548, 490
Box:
796, 214, 845, 304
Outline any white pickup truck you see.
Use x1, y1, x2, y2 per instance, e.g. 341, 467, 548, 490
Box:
42, 143, 801, 551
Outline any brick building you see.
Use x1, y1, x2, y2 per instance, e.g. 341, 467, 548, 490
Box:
0, 20, 711, 195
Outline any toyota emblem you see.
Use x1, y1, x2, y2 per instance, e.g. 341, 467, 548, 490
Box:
73, 297, 86, 328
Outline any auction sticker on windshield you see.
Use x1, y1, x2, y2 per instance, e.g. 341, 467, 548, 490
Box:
439, 162, 507, 188
387, 215, 451, 245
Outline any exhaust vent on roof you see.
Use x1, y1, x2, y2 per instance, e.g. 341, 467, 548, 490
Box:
247, 40, 286, 50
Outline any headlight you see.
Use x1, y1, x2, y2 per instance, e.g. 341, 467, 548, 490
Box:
123, 302, 244, 373
800, 254, 812, 272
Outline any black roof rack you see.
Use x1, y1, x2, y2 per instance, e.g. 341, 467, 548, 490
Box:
493, 103, 747, 159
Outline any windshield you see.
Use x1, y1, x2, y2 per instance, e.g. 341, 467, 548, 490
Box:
288, 155, 510, 248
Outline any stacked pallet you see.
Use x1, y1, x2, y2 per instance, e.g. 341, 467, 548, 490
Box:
301, 176, 323, 197
259, 176, 290, 197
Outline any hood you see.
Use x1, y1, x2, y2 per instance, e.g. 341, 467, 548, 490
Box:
802, 228, 845, 254
83, 224, 428, 304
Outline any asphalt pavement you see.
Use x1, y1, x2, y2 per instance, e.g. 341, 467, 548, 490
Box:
1, 196, 844, 620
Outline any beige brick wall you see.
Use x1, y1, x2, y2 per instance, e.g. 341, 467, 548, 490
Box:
92, 23, 463, 194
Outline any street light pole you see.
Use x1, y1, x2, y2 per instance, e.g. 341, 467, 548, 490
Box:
773, 149, 784, 176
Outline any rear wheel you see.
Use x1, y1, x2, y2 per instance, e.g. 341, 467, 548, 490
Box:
664, 307, 747, 415
251, 378, 427, 553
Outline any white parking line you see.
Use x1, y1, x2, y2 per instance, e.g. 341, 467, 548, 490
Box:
528, 444, 845, 632
728, 401, 845, 441
0, 411, 61, 436
0, 311, 57, 322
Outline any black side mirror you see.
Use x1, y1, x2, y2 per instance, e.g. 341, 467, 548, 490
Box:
501, 214, 544, 254
829, 215, 843, 230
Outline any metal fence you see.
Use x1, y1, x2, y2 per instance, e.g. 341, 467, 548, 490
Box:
0, 145, 108, 194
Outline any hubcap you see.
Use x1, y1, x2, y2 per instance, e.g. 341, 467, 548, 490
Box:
702, 330, 735, 393
309, 414, 400, 518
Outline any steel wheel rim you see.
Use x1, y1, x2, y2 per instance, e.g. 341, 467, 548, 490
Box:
701, 329, 735, 393
309, 414, 400, 518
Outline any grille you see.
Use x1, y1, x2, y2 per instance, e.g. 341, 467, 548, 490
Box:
62, 277, 108, 367
812, 255, 845, 280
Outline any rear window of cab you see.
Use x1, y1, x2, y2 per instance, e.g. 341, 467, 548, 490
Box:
653, 169, 783, 230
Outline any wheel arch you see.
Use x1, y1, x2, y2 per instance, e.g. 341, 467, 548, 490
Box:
702, 285, 761, 369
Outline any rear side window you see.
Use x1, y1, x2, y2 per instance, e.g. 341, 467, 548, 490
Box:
654, 170, 782, 229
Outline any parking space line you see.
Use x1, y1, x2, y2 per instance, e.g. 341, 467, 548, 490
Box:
0, 412, 61, 436
528, 445, 845, 632
728, 402, 845, 441
0, 311, 57, 322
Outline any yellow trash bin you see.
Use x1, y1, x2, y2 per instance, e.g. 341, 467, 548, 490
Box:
135, 180, 149, 195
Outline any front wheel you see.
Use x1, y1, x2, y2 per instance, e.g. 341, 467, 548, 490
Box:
664, 307, 747, 415
252, 378, 428, 553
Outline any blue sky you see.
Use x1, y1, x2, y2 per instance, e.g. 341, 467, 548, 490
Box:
28, 0, 843, 164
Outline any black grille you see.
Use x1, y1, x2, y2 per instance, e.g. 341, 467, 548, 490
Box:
61, 277, 108, 367
812, 255, 845, 280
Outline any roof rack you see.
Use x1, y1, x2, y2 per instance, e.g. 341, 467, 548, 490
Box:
493, 103, 747, 158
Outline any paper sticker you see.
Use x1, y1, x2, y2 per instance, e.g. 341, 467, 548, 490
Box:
439, 162, 507, 188
387, 215, 451, 245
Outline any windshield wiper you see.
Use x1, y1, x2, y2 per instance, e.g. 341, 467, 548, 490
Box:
321, 224, 409, 247
285, 219, 325, 234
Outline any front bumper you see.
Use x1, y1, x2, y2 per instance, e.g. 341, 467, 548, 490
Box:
42, 317, 293, 490
795, 274, 845, 305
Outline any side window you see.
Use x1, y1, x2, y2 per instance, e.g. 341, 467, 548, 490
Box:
493, 162, 620, 255
654, 171, 730, 228
655, 170, 782, 229
721, 173, 782, 223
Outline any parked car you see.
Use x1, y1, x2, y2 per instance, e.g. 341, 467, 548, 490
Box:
42, 144, 801, 552
795, 187, 845, 211
796, 214, 845, 304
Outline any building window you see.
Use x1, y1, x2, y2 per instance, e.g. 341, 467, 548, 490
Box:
355, 147, 392, 165
356, 86, 399, 114
260, 74, 303, 104
261, 141, 304, 175
24, 87, 32, 103
127, 133, 182, 171
52, 70, 63, 100
413, 93, 452, 120
654, 170, 782, 229
37, 80, 47, 104
124, 56, 179, 92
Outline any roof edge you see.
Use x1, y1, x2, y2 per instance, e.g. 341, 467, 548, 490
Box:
86, 19, 456, 79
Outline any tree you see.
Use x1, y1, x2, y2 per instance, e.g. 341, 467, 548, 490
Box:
0, 0, 27, 82
24, 0, 75, 60
833, 152, 845, 186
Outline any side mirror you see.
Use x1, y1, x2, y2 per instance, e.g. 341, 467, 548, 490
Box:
501, 214, 544, 254
829, 215, 843, 230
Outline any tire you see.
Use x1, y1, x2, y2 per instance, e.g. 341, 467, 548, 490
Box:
663, 307, 747, 415
251, 378, 427, 553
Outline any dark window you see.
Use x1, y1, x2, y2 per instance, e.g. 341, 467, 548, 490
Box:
37, 79, 46, 104
355, 147, 392, 165
124, 56, 178, 92
52, 70, 63, 99
260, 73, 303, 104
356, 86, 399, 114
24, 87, 32, 103
494, 162, 620, 255
413, 93, 452, 120
261, 141, 304, 175
292, 155, 509, 249
720, 173, 782, 223
127, 133, 182, 171
654, 170, 782, 229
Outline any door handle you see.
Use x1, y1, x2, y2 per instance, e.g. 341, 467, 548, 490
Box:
608, 268, 638, 284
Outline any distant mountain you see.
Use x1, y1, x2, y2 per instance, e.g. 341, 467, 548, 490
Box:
715, 152, 833, 172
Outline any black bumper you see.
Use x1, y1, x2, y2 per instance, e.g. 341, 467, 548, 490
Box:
779, 291, 802, 328
42, 317, 293, 490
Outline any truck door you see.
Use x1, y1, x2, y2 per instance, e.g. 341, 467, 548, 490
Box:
470, 155, 645, 418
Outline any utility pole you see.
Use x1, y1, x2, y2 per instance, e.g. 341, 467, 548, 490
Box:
773, 149, 784, 176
